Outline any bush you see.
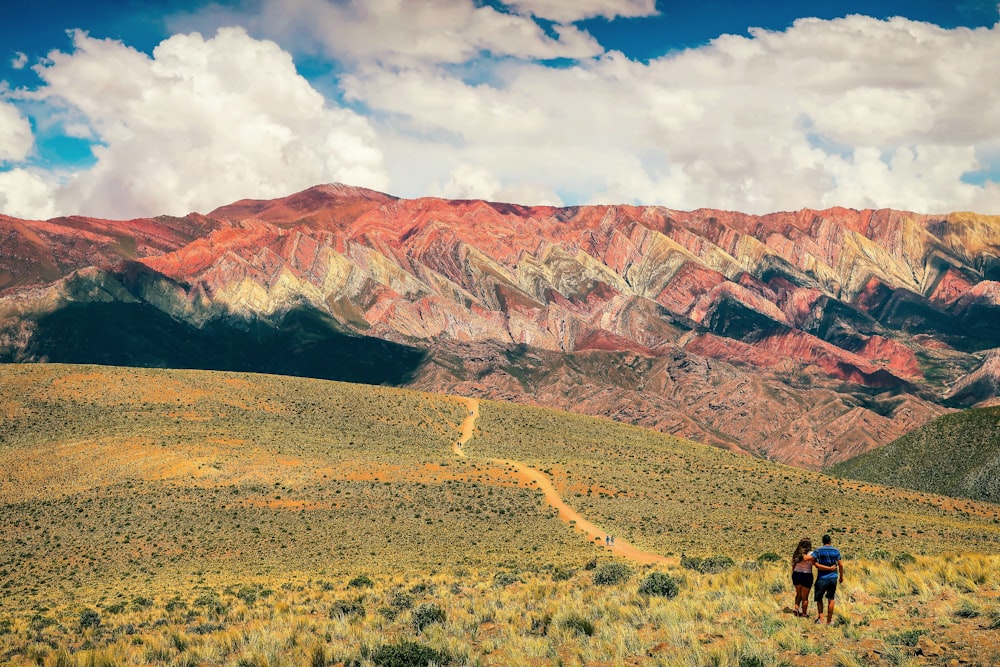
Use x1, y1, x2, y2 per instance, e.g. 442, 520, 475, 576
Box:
582, 557, 598, 571
311, 644, 327, 667
104, 601, 126, 615
886, 628, 926, 646
348, 575, 374, 589
757, 552, 782, 563
493, 572, 520, 587
893, 553, 917, 569
330, 599, 366, 619
411, 603, 446, 632
638, 572, 680, 598
131, 595, 153, 611
389, 591, 414, 610
593, 562, 632, 585
954, 599, 982, 618
682, 554, 735, 574
558, 612, 594, 636
551, 567, 575, 582
870, 549, 891, 560
367, 640, 451, 667
79, 608, 101, 630
738, 656, 766, 667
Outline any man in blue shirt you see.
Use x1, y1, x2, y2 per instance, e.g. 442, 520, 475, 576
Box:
812, 534, 844, 625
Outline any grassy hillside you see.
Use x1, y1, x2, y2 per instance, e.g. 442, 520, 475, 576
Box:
2, 363, 1000, 666
831, 406, 1000, 503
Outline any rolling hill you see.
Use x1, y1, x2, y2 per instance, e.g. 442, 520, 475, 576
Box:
831, 405, 1000, 502
2, 184, 999, 469
3, 364, 1000, 666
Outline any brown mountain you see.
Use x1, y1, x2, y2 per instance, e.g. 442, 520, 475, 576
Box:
1, 183, 997, 468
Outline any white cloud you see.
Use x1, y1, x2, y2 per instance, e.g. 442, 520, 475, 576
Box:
10, 52, 28, 70
3, 27, 387, 219
0, 169, 57, 219
503, 0, 657, 23
0, 100, 34, 163
172, 0, 603, 67
342, 15, 1000, 214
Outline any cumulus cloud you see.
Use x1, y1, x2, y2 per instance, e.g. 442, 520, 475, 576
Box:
503, 0, 657, 23
172, 0, 603, 67
0, 169, 57, 219
0, 100, 34, 163
5, 27, 387, 219
10, 52, 28, 70
342, 15, 1000, 213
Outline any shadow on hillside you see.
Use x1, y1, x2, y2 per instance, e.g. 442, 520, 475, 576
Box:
17, 299, 426, 386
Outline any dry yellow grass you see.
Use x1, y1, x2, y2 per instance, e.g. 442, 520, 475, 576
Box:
2, 363, 1000, 665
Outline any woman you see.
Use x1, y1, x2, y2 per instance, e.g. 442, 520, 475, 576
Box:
791, 538, 815, 617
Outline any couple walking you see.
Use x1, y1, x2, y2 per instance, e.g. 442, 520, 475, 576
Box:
791, 534, 844, 624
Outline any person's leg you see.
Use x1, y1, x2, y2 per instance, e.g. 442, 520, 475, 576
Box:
793, 584, 802, 614
826, 598, 835, 624
814, 587, 824, 621
800, 588, 809, 617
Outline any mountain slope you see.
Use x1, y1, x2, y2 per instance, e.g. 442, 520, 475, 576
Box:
1, 184, 998, 467
2, 362, 998, 604
831, 405, 1000, 502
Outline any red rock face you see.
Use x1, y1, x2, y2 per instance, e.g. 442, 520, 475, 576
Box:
1, 183, 998, 469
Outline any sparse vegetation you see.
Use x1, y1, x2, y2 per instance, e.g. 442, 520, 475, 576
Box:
638, 571, 680, 598
1, 364, 1000, 665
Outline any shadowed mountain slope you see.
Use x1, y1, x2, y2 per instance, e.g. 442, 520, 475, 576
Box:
832, 404, 1000, 502
1, 184, 998, 467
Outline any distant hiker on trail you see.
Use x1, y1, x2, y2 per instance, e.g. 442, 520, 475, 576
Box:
611, 535, 616, 546
791, 537, 816, 617
605, 535, 610, 546
812, 534, 844, 625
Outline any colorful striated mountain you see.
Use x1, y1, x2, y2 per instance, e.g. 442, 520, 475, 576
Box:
1, 183, 997, 468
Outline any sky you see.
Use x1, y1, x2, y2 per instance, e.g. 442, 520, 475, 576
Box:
1, 0, 1000, 220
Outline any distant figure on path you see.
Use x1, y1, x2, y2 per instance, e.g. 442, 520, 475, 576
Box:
791, 538, 815, 617
605, 535, 610, 546
812, 534, 844, 625
610, 535, 616, 546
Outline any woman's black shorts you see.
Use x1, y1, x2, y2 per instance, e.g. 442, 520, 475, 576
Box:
792, 571, 814, 588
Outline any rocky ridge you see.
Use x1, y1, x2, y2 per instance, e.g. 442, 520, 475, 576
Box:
1, 183, 997, 468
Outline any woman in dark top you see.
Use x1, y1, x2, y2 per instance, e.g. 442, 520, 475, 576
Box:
791, 538, 815, 617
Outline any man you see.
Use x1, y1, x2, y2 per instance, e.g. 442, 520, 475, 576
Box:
812, 534, 844, 624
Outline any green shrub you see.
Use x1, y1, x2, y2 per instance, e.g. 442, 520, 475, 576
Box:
892, 553, 916, 570
348, 575, 374, 589
131, 595, 153, 611
870, 549, 891, 560
757, 552, 782, 563
558, 612, 594, 636
582, 557, 597, 571
389, 591, 414, 610
493, 572, 520, 587
0, 619, 12, 635
738, 656, 767, 667
79, 608, 101, 630
551, 567, 575, 582
886, 628, 926, 646
367, 640, 451, 667
330, 599, 366, 619
593, 562, 632, 585
954, 599, 982, 618
105, 601, 126, 614
411, 603, 446, 632
682, 554, 735, 573
638, 572, 680, 598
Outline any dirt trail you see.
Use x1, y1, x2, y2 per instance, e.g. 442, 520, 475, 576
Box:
452, 396, 671, 566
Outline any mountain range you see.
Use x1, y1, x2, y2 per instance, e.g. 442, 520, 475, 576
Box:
2, 183, 998, 468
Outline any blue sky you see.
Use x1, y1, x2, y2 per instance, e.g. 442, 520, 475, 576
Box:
1, 0, 999, 218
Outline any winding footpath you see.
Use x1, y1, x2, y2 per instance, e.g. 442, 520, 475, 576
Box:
453, 397, 670, 565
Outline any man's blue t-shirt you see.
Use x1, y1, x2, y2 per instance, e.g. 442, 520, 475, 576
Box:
813, 545, 841, 580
